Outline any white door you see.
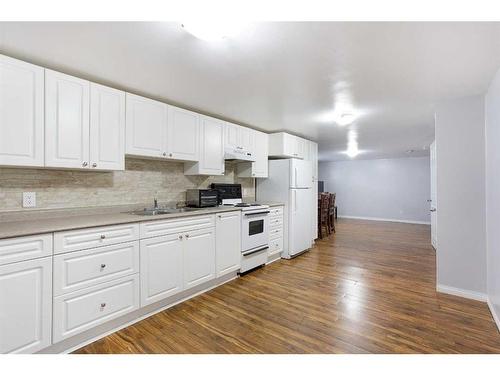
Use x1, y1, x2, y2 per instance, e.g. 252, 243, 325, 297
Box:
290, 159, 313, 188
45, 70, 90, 169
198, 116, 224, 175
167, 105, 199, 161
310, 142, 318, 240
184, 227, 216, 289
89, 83, 125, 171
289, 188, 312, 256
125, 93, 167, 158
215, 211, 241, 277
0, 257, 52, 354
253, 131, 269, 178
140, 234, 183, 307
0, 54, 44, 167
430, 140, 437, 249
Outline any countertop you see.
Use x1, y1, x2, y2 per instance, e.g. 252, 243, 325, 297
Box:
0, 202, 284, 240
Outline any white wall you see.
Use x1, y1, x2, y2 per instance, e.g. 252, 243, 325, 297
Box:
435, 95, 487, 297
318, 157, 431, 224
486, 67, 500, 326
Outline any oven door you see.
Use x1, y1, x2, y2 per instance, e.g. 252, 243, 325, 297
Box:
241, 210, 270, 252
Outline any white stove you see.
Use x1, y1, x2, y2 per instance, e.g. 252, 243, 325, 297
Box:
211, 183, 271, 273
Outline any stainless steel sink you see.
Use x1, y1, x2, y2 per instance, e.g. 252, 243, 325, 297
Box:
130, 207, 204, 216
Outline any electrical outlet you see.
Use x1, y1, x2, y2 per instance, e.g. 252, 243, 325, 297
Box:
22, 192, 36, 208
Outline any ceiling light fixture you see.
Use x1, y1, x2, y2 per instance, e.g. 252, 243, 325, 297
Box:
180, 21, 247, 41
345, 130, 360, 158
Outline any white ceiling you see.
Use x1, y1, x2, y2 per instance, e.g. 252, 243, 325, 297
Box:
1, 22, 500, 161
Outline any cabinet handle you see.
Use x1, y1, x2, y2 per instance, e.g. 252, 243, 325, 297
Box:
179, 235, 183, 240
92, 163, 97, 168
100, 234, 106, 239
169, 153, 173, 157
185, 234, 190, 238
100, 264, 106, 269
100, 303, 106, 308
162, 152, 167, 156
82, 161, 88, 167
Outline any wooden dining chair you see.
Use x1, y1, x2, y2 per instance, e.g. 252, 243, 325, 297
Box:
328, 193, 336, 233
318, 193, 331, 239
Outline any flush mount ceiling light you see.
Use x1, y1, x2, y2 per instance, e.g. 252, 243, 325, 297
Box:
345, 130, 361, 158
181, 21, 247, 41
335, 112, 355, 126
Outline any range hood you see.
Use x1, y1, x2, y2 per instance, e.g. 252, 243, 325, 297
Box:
224, 146, 256, 162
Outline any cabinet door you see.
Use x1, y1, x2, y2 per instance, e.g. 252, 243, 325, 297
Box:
167, 105, 199, 161
125, 93, 167, 158
0, 55, 44, 167
215, 211, 241, 277
0, 257, 52, 353
239, 126, 255, 155
196, 116, 224, 175
310, 141, 318, 180
140, 234, 183, 306
45, 69, 90, 169
294, 136, 306, 159
184, 227, 216, 289
89, 83, 125, 170
225, 122, 240, 150
253, 131, 269, 177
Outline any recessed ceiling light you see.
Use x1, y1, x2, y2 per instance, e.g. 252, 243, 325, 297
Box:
181, 21, 247, 41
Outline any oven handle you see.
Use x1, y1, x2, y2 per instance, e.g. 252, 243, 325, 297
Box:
242, 246, 269, 257
244, 211, 270, 216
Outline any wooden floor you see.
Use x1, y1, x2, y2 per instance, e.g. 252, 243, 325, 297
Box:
75, 219, 500, 354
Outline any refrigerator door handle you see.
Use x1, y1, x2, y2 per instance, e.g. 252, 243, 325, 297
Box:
295, 167, 298, 187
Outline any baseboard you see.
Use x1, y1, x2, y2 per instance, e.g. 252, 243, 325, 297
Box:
487, 297, 500, 332
339, 215, 431, 225
436, 284, 487, 302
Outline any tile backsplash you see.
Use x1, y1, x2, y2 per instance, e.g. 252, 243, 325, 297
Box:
0, 158, 255, 213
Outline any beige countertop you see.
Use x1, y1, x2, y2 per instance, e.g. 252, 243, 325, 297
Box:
0, 202, 284, 240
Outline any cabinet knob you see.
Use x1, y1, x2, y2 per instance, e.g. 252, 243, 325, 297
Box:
185, 234, 190, 238
82, 161, 88, 167
100, 234, 106, 239
100, 264, 106, 269
162, 152, 167, 156
169, 153, 173, 157
179, 235, 183, 240
100, 303, 106, 308
92, 163, 97, 168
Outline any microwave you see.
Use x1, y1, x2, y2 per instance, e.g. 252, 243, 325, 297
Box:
186, 189, 219, 208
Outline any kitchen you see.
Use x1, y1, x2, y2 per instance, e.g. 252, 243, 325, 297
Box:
3, 12, 500, 369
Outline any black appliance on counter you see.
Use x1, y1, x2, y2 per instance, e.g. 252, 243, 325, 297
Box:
210, 183, 243, 205
186, 189, 219, 207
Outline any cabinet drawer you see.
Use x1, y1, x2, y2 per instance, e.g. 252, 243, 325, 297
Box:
53, 241, 139, 296
269, 226, 283, 240
269, 216, 283, 229
54, 223, 139, 254
53, 274, 139, 343
269, 206, 284, 217
0, 234, 52, 266
140, 214, 215, 239
269, 237, 283, 256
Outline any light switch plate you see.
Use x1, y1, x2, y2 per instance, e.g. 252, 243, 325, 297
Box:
22, 192, 36, 208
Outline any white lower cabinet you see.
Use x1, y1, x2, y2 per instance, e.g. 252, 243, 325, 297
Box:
140, 234, 184, 307
53, 274, 139, 343
215, 211, 241, 277
0, 257, 52, 353
183, 227, 216, 289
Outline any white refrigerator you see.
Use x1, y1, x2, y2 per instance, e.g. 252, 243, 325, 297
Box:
256, 159, 313, 258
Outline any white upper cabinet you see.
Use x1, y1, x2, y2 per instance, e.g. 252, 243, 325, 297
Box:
225, 122, 255, 156
215, 211, 241, 277
0, 55, 44, 167
125, 93, 167, 158
167, 105, 199, 161
0, 257, 52, 354
45, 69, 90, 169
268, 132, 305, 159
237, 130, 269, 178
185, 115, 224, 175
90, 83, 125, 171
